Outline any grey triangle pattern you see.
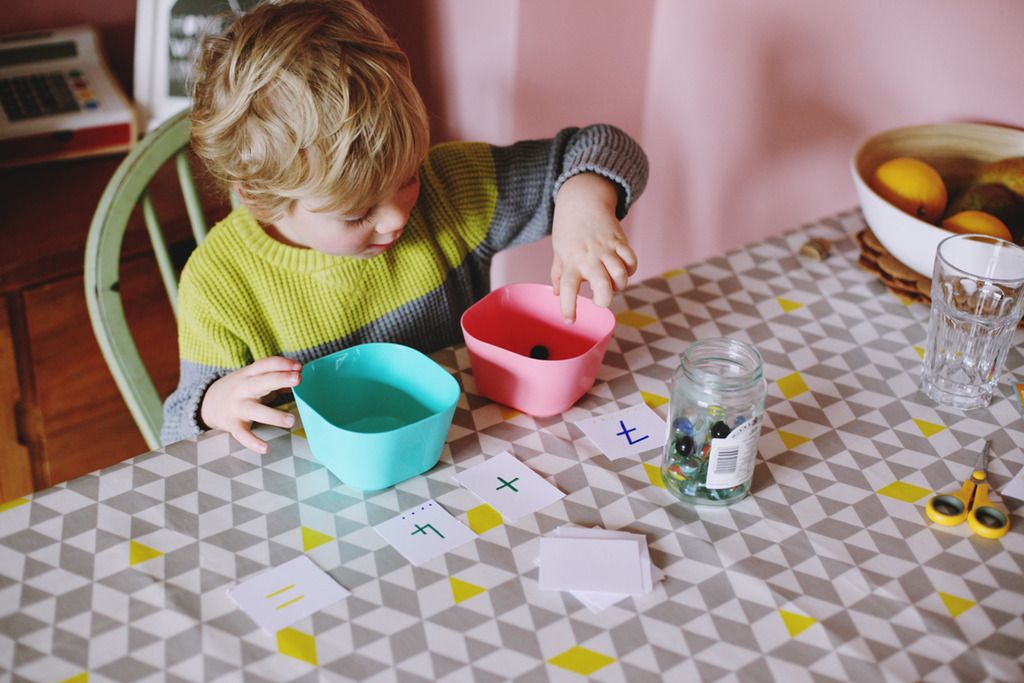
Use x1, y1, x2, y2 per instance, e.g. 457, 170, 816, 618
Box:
2, 210, 1023, 681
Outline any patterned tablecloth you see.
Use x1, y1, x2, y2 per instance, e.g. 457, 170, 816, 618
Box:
2, 210, 1023, 683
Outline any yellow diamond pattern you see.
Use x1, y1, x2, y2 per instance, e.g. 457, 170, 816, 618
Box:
938, 591, 976, 618
450, 577, 486, 604
548, 646, 615, 675
777, 430, 810, 449
293, 426, 307, 439
643, 463, 665, 489
0, 497, 29, 513
301, 527, 333, 552
61, 674, 88, 683
641, 391, 669, 409
500, 406, 522, 420
277, 627, 317, 665
615, 311, 657, 328
466, 504, 502, 534
777, 297, 803, 313
913, 345, 925, 360
129, 541, 164, 566
662, 268, 686, 278
912, 418, 945, 437
876, 481, 931, 503
779, 609, 817, 637
777, 371, 809, 399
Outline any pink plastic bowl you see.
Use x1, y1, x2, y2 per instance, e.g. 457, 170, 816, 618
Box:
460, 283, 616, 416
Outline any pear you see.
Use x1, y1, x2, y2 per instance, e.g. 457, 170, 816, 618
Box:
975, 156, 1024, 201
947, 182, 1024, 222
949, 157, 1024, 244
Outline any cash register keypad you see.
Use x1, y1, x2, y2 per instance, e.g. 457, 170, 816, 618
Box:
0, 71, 91, 122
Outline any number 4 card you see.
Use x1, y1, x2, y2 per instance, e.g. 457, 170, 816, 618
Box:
575, 403, 666, 460
374, 499, 476, 567
451, 450, 565, 521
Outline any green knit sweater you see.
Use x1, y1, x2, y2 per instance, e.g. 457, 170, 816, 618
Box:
161, 125, 648, 443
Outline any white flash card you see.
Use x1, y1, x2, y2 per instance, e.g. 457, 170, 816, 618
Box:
538, 537, 646, 595
375, 499, 476, 567
575, 403, 666, 460
451, 451, 565, 521
228, 555, 350, 634
557, 526, 656, 594
554, 526, 663, 612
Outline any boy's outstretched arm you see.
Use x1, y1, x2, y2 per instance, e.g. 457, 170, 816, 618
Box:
200, 356, 302, 453
551, 172, 638, 323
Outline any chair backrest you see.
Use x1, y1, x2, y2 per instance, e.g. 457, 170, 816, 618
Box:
85, 108, 224, 449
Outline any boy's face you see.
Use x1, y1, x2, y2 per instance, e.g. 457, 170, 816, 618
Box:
270, 173, 420, 258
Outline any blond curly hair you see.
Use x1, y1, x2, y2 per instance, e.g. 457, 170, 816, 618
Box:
190, 0, 430, 221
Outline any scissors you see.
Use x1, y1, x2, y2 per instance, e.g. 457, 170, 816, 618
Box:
926, 440, 1010, 539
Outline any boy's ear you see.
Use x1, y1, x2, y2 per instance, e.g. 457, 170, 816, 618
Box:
232, 183, 252, 207
231, 183, 271, 223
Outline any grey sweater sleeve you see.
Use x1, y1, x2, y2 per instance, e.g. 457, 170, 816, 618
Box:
161, 360, 229, 445
481, 124, 649, 256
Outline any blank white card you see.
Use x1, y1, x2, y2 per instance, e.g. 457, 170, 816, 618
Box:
538, 536, 645, 595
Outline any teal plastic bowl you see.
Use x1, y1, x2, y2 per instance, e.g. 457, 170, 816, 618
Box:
293, 343, 460, 491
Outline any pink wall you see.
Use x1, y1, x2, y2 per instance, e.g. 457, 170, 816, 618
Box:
8, 1, 1019, 288
410, 0, 1024, 287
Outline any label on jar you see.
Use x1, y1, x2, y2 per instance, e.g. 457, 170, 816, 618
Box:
704, 416, 761, 490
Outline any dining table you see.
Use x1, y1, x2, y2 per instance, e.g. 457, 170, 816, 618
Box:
2, 208, 1023, 683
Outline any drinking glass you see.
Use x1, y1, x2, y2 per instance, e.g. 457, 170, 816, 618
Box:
920, 233, 1024, 410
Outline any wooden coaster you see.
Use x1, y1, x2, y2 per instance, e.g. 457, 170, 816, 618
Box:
854, 228, 931, 304
854, 228, 1024, 327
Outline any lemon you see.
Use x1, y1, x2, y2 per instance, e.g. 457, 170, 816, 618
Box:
871, 157, 947, 223
941, 210, 1013, 241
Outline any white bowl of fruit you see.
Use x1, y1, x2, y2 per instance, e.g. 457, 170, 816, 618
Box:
851, 122, 1024, 278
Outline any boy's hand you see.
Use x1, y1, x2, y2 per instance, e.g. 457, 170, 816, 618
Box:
200, 356, 303, 454
551, 173, 638, 323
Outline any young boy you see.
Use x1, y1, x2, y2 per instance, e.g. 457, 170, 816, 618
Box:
161, 0, 649, 452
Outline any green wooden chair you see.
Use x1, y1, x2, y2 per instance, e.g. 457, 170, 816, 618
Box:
85, 108, 236, 449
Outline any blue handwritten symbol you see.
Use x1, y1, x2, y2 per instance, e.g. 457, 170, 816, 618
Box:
411, 523, 444, 539
615, 420, 649, 446
495, 476, 520, 492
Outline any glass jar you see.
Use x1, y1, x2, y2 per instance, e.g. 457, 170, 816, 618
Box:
661, 337, 766, 506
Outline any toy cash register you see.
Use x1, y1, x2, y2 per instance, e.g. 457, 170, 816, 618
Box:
0, 26, 138, 169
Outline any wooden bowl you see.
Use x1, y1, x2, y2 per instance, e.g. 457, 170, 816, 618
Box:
851, 122, 1024, 277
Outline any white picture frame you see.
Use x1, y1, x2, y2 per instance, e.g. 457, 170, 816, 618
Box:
133, 0, 258, 131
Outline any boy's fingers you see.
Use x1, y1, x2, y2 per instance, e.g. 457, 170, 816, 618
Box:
616, 243, 638, 275
230, 423, 268, 454
603, 255, 630, 291
550, 258, 563, 295
588, 274, 614, 308
248, 403, 296, 430
247, 355, 303, 375
577, 259, 613, 309
558, 272, 581, 323
245, 370, 301, 398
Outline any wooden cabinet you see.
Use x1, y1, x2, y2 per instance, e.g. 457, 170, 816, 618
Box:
1, 154, 228, 501
0, 302, 32, 501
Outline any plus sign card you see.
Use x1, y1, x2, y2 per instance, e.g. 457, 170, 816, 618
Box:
451, 450, 565, 521
574, 403, 666, 460
375, 499, 476, 567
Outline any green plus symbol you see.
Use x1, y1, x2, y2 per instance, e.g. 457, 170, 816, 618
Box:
495, 476, 520, 492
411, 523, 444, 539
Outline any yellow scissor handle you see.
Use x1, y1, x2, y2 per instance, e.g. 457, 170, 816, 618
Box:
926, 477, 975, 526
967, 482, 1011, 539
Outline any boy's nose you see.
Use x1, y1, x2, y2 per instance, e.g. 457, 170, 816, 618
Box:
375, 203, 407, 234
